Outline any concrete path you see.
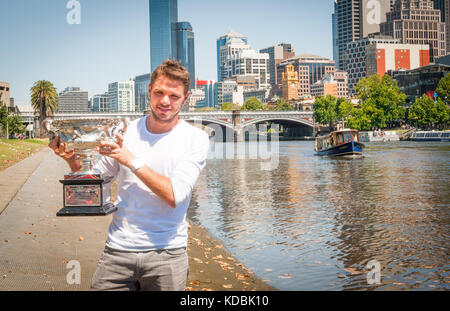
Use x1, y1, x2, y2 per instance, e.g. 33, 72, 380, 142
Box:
0, 150, 111, 290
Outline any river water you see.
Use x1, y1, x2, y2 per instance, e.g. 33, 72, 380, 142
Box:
187, 140, 450, 291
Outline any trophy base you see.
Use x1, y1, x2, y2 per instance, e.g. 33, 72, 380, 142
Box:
56, 202, 117, 217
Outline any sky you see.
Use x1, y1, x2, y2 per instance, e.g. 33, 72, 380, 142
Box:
0, 0, 334, 109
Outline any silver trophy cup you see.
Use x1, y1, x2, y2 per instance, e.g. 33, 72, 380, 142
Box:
45, 118, 129, 216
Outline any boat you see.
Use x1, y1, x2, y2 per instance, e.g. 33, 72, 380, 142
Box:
411, 131, 450, 142
359, 130, 400, 142
315, 129, 365, 156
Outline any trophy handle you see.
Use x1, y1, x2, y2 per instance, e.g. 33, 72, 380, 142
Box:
44, 119, 58, 140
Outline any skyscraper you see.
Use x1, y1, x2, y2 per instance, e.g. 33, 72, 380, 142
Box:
176, 22, 196, 89
108, 81, 135, 112
334, 0, 392, 70
216, 30, 249, 81
57, 87, 89, 113
149, 0, 178, 73
433, 0, 450, 54
380, 0, 446, 62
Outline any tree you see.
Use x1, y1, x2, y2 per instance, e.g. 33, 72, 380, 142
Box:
241, 97, 263, 111
409, 95, 450, 129
436, 74, 450, 105
354, 74, 406, 129
274, 98, 293, 111
30, 80, 59, 137
313, 95, 339, 131
221, 102, 239, 111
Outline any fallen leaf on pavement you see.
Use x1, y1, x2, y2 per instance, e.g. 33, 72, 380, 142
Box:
79, 236, 84, 241
24, 231, 32, 235
222, 284, 233, 289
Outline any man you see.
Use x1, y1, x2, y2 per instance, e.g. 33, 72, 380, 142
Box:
49, 60, 210, 290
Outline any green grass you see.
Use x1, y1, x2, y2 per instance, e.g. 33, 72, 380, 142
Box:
0, 138, 49, 171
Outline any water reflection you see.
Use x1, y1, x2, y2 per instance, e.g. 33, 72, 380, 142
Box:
188, 141, 450, 290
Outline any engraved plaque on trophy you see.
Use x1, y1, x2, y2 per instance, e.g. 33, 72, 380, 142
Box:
44, 118, 128, 216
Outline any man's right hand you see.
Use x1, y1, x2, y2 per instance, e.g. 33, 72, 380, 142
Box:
48, 136, 81, 172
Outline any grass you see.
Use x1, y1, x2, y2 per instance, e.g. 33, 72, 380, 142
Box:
0, 138, 49, 172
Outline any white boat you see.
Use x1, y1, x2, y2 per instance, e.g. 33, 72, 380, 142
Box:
359, 131, 400, 142
411, 131, 450, 142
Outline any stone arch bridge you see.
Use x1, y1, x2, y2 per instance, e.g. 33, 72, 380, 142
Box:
18, 111, 314, 141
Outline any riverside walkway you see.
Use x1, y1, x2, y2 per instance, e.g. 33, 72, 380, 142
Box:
0, 148, 274, 291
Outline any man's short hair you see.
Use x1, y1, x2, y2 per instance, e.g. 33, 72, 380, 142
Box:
150, 59, 190, 95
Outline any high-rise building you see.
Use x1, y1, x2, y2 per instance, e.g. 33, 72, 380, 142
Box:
92, 93, 109, 112
149, 0, 178, 73
175, 22, 196, 89
195, 80, 216, 109
108, 81, 135, 112
380, 0, 446, 62
332, 1, 339, 63
223, 49, 270, 89
433, 0, 450, 54
216, 31, 249, 82
134, 73, 151, 112
215, 80, 238, 108
345, 34, 430, 95
57, 87, 89, 113
334, 0, 392, 70
310, 71, 349, 99
260, 43, 295, 87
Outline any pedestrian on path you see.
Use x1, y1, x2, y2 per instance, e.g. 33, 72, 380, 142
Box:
49, 60, 209, 291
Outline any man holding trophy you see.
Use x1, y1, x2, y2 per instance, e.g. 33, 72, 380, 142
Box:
49, 60, 210, 291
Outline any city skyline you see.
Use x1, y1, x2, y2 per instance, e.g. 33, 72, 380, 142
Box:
0, 0, 333, 110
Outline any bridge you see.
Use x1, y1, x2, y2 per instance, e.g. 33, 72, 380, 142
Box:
17, 110, 314, 141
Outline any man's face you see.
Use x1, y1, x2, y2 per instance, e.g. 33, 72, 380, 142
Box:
149, 75, 188, 123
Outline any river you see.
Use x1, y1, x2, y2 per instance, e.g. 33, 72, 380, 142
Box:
187, 140, 450, 291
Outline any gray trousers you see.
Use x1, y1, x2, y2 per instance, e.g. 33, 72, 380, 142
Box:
90, 246, 189, 291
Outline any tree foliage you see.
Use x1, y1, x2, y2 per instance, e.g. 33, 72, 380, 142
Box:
347, 74, 406, 130
313, 95, 352, 130
221, 102, 239, 111
30, 80, 59, 137
274, 98, 293, 111
0, 99, 25, 137
408, 95, 450, 130
241, 97, 263, 111
436, 74, 450, 106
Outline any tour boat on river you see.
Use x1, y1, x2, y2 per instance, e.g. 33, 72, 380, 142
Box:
315, 129, 364, 156
411, 131, 450, 142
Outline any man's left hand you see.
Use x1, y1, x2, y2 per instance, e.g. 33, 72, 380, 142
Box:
97, 133, 135, 168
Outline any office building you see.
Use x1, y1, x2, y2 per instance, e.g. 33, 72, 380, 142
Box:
149, 0, 178, 72
392, 63, 450, 102
175, 22, 196, 89
134, 73, 151, 112
187, 88, 205, 111
243, 89, 270, 104
0, 82, 11, 107
260, 43, 295, 87
217, 30, 249, 81
92, 93, 109, 112
215, 80, 238, 108
223, 49, 270, 89
334, 0, 392, 70
433, 0, 450, 54
108, 81, 135, 112
310, 71, 348, 99
380, 0, 446, 62
195, 80, 216, 109
346, 35, 430, 95
57, 87, 89, 113
278, 54, 336, 97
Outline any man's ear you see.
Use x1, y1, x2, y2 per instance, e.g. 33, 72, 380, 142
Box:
148, 83, 151, 96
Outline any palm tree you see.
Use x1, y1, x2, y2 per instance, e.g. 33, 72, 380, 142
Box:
30, 80, 58, 137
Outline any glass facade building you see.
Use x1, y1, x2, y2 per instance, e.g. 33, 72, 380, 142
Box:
175, 22, 196, 90
216, 31, 248, 81
134, 73, 151, 112
149, 0, 178, 73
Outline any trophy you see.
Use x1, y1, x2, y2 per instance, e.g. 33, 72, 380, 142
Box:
44, 118, 129, 217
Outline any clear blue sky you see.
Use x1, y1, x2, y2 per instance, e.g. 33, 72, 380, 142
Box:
0, 0, 333, 109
